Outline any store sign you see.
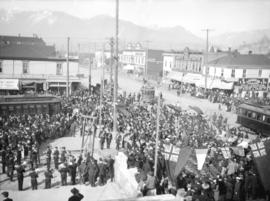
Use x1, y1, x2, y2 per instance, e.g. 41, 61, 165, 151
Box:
0, 79, 19, 90
246, 79, 261, 85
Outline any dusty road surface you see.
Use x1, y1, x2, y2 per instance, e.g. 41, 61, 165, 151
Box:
81, 68, 237, 127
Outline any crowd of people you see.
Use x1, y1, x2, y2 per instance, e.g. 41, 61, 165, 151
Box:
0, 88, 116, 192
109, 86, 268, 200
170, 81, 270, 113
1, 82, 269, 201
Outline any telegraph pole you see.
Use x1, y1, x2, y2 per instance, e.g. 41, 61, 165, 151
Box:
89, 53, 92, 94
144, 40, 151, 80
202, 29, 212, 92
113, 0, 119, 136
154, 88, 161, 177
66, 37, 70, 97
110, 37, 114, 97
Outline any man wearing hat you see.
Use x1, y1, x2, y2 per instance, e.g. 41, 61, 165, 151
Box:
44, 168, 53, 189
53, 147, 59, 169
16, 163, 26, 191
68, 187, 84, 201
1, 191, 13, 201
45, 146, 52, 170
29, 168, 39, 190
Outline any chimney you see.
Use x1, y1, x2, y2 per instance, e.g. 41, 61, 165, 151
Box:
232, 49, 239, 57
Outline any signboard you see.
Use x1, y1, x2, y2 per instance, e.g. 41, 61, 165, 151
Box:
0, 79, 19, 90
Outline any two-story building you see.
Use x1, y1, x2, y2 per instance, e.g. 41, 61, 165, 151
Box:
204, 51, 270, 93
163, 47, 203, 84
0, 35, 80, 95
119, 43, 163, 81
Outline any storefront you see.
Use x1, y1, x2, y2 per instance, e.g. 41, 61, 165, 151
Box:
0, 79, 20, 95
238, 78, 268, 91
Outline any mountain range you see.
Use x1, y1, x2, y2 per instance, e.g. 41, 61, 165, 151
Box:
0, 9, 270, 53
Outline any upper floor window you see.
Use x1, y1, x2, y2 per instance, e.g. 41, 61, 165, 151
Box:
243, 69, 246, 78
231, 69, 235, 78
258, 69, 262, 77
0, 61, 3, 73
56, 63, 63, 75
23, 61, 29, 74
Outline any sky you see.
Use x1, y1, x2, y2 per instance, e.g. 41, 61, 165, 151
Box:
1, 0, 270, 38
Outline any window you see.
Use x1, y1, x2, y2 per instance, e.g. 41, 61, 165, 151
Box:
23, 61, 29, 74
243, 69, 246, 78
0, 61, 2, 73
247, 111, 252, 118
258, 69, 262, 77
56, 63, 63, 75
221, 68, 224, 77
231, 69, 235, 78
251, 112, 257, 119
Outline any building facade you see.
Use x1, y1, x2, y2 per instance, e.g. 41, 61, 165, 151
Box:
0, 35, 80, 94
204, 52, 270, 92
163, 47, 203, 83
119, 44, 163, 81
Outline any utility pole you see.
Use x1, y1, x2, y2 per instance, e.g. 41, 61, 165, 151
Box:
93, 45, 105, 157
99, 45, 105, 128
113, 0, 119, 136
202, 29, 212, 92
89, 52, 92, 94
110, 37, 114, 97
144, 40, 151, 80
78, 43, 80, 74
154, 88, 161, 177
66, 37, 70, 97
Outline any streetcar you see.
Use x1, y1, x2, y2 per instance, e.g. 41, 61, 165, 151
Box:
237, 103, 270, 136
0, 95, 61, 116
141, 85, 155, 103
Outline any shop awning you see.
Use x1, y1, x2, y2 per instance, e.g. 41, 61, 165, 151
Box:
123, 64, 134, 70
167, 71, 184, 82
182, 73, 203, 84
196, 78, 234, 90
212, 79, 234, 90
0, 79, 19, 90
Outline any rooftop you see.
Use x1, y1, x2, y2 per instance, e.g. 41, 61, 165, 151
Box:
209, 53, 270, 67
0, 35, 45, 46
0, 35, 77, 61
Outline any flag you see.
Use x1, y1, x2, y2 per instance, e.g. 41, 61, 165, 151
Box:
231, 147, 245, 157
174, 146, 192, 177
163, 144, 172, 160
162, 145, 180, 185
221, 147, 231, 159
251, 140, 270, 191
195, 149, 208, 170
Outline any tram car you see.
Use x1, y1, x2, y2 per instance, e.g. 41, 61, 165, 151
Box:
140, 85, 155, 103
0, 95, 61, 116
237, 103, 270, 136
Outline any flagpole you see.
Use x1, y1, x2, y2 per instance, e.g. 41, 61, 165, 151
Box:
154, 88, 161, 177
